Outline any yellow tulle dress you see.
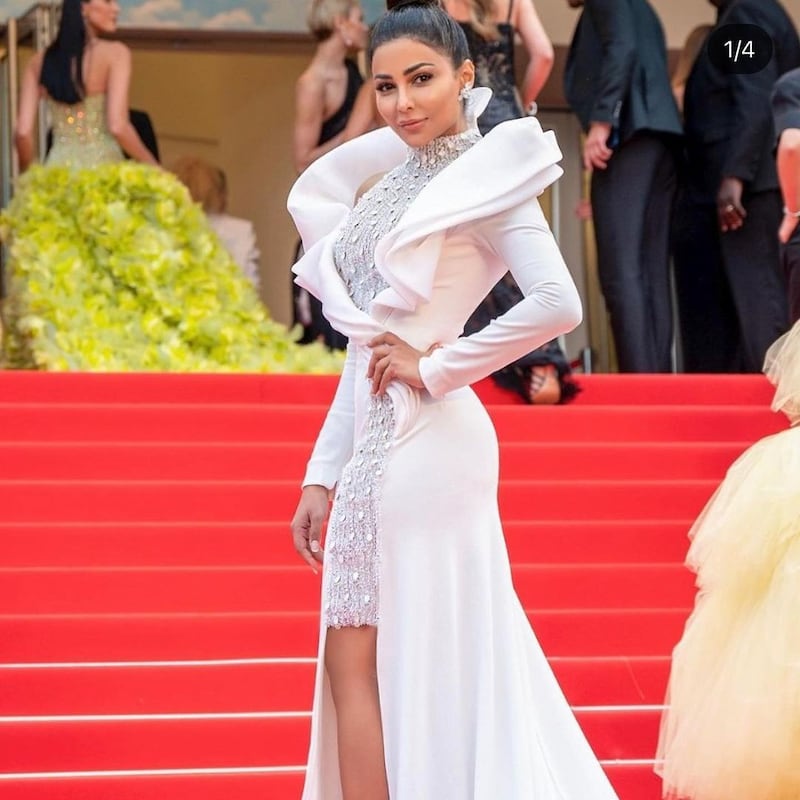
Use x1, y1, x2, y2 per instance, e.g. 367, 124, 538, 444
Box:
656, 322, 800, 800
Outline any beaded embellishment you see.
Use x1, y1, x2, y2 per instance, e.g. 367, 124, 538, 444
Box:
324, 128, 481, 628
47, 96, 124, 170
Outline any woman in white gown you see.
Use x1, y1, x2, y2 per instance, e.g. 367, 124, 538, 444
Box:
288, 1, 619, 797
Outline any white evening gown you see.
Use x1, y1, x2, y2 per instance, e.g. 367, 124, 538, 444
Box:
288, 91, 618, 800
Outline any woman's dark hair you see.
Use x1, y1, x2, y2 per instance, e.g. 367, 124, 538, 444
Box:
40, 0, 88, 104
369, 0, 470, 68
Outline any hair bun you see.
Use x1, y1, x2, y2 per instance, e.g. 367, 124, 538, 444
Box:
386, 0, 443, 10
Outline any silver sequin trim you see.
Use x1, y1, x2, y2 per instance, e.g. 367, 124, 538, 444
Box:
324, 394, 395, 628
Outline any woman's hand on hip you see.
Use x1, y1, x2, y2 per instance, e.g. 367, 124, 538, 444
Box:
367, 332, 433, 396
290, 485, 329, 573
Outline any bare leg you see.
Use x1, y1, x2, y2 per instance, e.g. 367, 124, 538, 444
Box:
325, 626, 389, 800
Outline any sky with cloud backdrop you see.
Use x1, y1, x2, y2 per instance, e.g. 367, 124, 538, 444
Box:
1, 0, 386, 29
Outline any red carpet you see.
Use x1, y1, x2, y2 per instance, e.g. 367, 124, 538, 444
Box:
0, 372, 784, 799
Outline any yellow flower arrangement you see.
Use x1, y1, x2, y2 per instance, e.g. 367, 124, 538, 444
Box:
0, 162, 343, 374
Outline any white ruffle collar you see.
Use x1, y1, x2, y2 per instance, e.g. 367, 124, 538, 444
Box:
288, 99, 563, 330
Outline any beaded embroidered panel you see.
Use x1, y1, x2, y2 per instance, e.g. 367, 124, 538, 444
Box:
323, 128, 481, 628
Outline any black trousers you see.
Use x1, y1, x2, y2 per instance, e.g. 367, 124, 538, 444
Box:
782, 225, 800, 325
672, 199, 743, 372
590, 133, 677, 372
675, 190, 788, 373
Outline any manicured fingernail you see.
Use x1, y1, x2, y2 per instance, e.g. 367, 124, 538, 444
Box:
310, 541, 320, 553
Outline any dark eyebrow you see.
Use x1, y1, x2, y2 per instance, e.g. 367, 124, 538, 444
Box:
373, 62, 436, 80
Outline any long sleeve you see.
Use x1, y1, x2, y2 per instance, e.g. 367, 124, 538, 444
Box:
585, 0, 636, 126
418, 200, 582, 399
302, 343, 357, 489
721, 3, 795, 183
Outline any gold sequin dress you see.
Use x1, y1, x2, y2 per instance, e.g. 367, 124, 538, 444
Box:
46, 95, 123, 169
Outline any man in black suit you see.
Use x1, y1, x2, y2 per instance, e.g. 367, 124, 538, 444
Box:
677, 0, 800, 372
773, 67, 800, 324
564, 0, 683, 373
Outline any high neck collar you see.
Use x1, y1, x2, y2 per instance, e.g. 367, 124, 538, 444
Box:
407, 127, 482, 170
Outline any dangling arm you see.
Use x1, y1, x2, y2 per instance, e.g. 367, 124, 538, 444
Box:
517, 0, 554, 108
14, 54, 44, 172
290, 342, 357, 571
106, 43, 158, 165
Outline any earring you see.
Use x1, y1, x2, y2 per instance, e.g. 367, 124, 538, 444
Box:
459, 85, 473, 103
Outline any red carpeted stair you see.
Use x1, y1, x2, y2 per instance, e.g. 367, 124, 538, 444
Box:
0, 372, 784, 799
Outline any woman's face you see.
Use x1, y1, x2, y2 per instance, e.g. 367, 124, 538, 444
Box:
372, 38, 474, 147
339, 4, 369, 51
82, 0, 120, 35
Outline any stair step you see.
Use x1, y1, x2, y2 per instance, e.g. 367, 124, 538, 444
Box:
0, 708, 661, 772
0, 441, 746, 481
499, 441, 744, 479
0, 564, 695, 614
0, 656, 671, 715
0, 403, 784, 443
0, 370, 756, 799
0, 520, 693, 567
0, 772, 309, 800
0, 370, 773, 406
0, 479, 716, 523
0, 373, 340, 405
0, 608, 689, 661
0, 762, 663, 800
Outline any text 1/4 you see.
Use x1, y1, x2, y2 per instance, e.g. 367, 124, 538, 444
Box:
724, 40, 755, 62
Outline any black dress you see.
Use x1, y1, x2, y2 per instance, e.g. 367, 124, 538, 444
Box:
459, 2, 578, 402
293, 58, 364, 350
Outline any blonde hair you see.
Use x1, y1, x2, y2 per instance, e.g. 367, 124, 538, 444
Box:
672, 24, 712, 111
307, 0, 359, 42
465, 0, 498, 41
171, 156, 227, 214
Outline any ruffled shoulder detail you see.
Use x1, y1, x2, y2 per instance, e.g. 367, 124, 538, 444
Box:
288, 115, 563, 329
373, 117, 562, 313
288, 126, 408, 253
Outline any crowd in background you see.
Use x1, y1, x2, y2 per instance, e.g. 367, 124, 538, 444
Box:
286, 0, 800, 381
9, 0, 800, 380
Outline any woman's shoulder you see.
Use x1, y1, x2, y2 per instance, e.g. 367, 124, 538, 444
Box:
95, 40, 131, 63
26, 50, 44, 78
296, 62, 325, 95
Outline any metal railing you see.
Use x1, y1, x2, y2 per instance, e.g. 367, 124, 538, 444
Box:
1, 3, 58, 294
1, 3, 58, 204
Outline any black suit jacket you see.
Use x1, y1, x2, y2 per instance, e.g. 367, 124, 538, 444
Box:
772, 67, 800, 138
684, 0, 800, 198
564, 0, 682, 144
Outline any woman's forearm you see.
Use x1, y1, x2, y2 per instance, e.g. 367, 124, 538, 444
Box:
778, 129, 800, 212
14, 132, 35, 173
521, 50, 554, 108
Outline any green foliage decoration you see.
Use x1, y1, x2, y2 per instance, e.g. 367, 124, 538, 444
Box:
0, 162, 343, 373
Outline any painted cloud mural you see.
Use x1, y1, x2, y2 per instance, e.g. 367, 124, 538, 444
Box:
1, 0, 386, 29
